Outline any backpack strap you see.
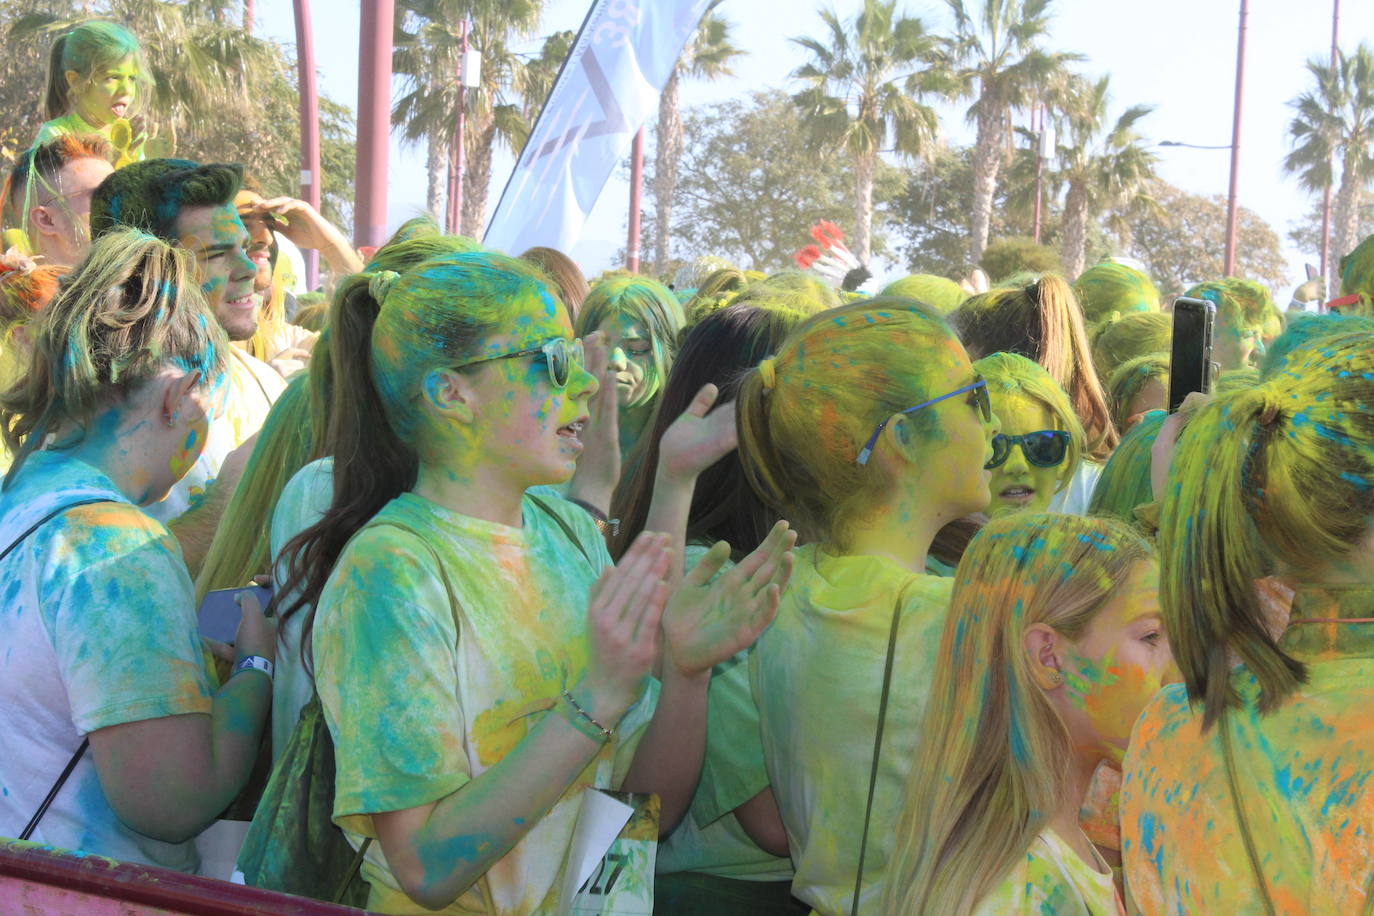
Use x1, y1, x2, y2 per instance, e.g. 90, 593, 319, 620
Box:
849, 580, 908, 916
525, 491, 598, 573
9, 497, 114, 840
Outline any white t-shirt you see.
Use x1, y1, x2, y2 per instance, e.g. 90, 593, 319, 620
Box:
1049, 460, 1104, 516
0, 451, 214, 870
268, 456, 334, 760
145, 349, 286, 524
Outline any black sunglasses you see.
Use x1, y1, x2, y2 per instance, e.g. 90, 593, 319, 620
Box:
985, 430, 1070, 470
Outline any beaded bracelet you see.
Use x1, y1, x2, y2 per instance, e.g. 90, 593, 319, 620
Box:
559, 689, 614, 744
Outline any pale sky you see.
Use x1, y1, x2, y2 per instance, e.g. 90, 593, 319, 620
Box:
254, 0, 1374, 301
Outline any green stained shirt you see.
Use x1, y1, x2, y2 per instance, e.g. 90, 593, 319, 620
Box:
750, 544, 954, 915
656, 543, 793, 881
313, 490, 655, 915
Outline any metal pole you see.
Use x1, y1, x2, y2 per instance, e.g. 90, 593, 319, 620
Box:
1032, 104, 1043, 244
627, 127, 644, 272
1223, 0, 1248, 276
293, 0, 321, 289
1320, 0, 1341, 303
354, 0, 394, 249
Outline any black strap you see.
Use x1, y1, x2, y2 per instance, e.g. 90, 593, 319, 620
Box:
332, 836, 373, 905
850, 589, 906, 916
526, 491, 597, 572
0, 497, 112, 563
19, 738, 88, 841
6, 498, 114, 840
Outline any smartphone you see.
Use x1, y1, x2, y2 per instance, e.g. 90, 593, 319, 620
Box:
197, 585, 273, 644
1168, 297, 1215, 413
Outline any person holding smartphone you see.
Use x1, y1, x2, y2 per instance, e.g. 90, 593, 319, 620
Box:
0, 229, 274, 871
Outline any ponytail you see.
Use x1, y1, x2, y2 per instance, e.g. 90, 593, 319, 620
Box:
43, 34, 70, 120
274, 275, 417, 667
1033, 275, 1118, 460
1158, 387, 1303, 726
736, 359, 790, 516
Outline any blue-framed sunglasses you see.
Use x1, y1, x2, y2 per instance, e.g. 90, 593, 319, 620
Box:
985, 430, 1071, 470
452, 337, 584, 389
856, 378, 992, 466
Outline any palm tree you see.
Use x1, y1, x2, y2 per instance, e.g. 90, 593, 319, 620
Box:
1050, 76, 1156, 276
935, 0, 1081, 266
791, 0, 938, 263
652, 7, 742, 274
1284, 43, 1374, 283
393, 0, 542, 234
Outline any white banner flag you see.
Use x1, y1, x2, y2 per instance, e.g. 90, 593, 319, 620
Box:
482, 0, 712, 256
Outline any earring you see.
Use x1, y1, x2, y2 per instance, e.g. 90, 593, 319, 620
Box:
165, 411, 179, 428
1049, 670, 1064, 685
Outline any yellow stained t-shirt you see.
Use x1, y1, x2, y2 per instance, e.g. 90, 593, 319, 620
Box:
313, 491, 655, 915
750, 544, 954, 915
974, 830, 1123, 916
1121, 584, 1374, 915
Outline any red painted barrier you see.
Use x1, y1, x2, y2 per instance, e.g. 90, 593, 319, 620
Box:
0, 838, 371, 915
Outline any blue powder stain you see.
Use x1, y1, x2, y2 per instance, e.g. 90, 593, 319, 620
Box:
1339, 472, 1370, 490
1137, 811, 1165, 872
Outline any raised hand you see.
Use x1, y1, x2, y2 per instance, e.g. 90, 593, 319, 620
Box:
566, 330, 621, 513
578, 532, 672, 721
658, 383, 737, 485
661, 521, 797, 677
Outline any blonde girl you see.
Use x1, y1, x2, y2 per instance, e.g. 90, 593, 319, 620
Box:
974, 352, 1085, 517
736, 298, 1000, 913
0, 229, 272, 870
1122, 330, 1374, 913
275, 246, 791, 913
884, 513, 1170, 916
575, 275, 685, 472
951, 275, 1118, 462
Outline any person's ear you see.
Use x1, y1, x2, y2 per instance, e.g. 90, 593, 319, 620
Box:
161, 370, 202, 428
28, 204, 58, 239
421, 367, 476, 424
1023, 622, 1066, 690
65, 69, 81, 92
884, 413, 922, 465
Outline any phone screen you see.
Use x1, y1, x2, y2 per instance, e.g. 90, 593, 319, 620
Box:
1168, 297, 1216, 413
197, 585, 273, 644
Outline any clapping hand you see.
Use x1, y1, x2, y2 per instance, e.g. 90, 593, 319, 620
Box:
661, 521, 796, 677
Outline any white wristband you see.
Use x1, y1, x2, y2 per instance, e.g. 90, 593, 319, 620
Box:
233, 655, 274, 681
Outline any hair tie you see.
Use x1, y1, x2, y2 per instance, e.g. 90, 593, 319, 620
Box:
757, 357, 778, 391
369, 269, 400, 303
1257, 391, 1283, 427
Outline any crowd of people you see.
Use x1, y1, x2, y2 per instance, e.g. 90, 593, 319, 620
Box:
4, 18, 1374, 916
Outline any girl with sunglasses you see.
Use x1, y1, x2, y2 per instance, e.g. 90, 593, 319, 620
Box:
973, 353, 1086, 517
884, 513, 1172, 915
736, 298, 1000, 914
273, 247, 792, 914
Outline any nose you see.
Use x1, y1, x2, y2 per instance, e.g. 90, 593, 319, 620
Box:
568, 361, 598, 401
1002, 439, 1030, 475
607, 346, 628, 372
230, 248, 256, 282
